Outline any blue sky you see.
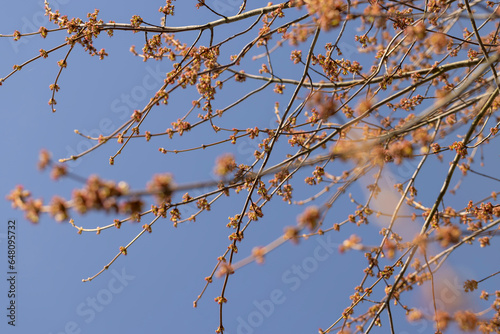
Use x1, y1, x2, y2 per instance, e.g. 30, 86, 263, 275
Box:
1, 1, 499, 334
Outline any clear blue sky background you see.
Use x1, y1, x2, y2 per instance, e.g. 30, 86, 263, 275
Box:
1, 1, 498, 334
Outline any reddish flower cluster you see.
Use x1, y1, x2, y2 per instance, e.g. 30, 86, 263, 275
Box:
147, 173, 174, 204
214, 154, 237, 177
298, 206, 320, 231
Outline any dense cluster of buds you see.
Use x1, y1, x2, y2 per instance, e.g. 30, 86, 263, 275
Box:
214, 153, 237, 177
297, 206, 320, 231
147, 173, 174, 204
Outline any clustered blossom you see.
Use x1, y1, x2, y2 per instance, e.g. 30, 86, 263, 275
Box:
6, 186, 43, 223
49, 196, 69, 222
435, 225, 461, 247
50, 165, 67, 180
284, 226, 300, 244
120, 198, 144, 221
247, 203, 263, 221
71, 176, 128, 214
252, 246, 266, 264
454, 310, 478, 331
159, 0, 175, 16
466, 201, 500, 223
7, 173, 148, 224
297, 0, 345, 31
339, 234, 362, 253
214, 153, 237, 177
449, 141, 468, 159
147, 173, 174, 204
37, 149, 51, 170
298, 206, 320, 230
387, 140, 414, 164
308, 92, 337, 121
196, 198, 211, 211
